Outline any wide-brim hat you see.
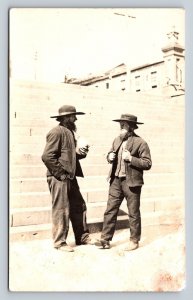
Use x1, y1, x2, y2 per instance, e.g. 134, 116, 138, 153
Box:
113, 114, 144, 124
50, 105, 85, 118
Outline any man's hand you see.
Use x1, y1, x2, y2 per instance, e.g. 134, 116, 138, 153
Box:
122, 149, 132, 161
60, 172, 69, 181
108, 152, 116, 162
78, 146, 89, 155
76, 136, 90, 155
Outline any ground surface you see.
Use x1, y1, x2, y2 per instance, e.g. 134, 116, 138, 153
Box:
9, 224, 185, 292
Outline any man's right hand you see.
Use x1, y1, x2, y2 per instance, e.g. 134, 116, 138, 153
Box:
108, 152, 116, 162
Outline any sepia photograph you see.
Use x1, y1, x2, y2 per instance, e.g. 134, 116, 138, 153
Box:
9, 8, 185, 292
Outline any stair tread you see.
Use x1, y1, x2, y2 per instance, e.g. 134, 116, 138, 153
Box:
10, 209, 183, 234
10, 172, 183, 181
10, 215, 129, 233
10, 196, 183, 212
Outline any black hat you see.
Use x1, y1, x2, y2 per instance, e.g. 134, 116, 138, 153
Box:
50, 105, 85, 118
113, 114, 143, 124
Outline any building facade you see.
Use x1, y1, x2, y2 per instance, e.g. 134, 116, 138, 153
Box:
67, 30, 185, 97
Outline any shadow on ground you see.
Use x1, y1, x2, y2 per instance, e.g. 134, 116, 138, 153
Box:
111, 224, 181, 248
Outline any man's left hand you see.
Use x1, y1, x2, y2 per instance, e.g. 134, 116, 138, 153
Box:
78, 146, 89, 155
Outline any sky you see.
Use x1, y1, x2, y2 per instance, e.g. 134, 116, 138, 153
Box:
9, 8, 185, 83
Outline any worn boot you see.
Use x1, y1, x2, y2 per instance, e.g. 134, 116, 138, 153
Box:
95, 239, 110, 249
55, 243, 74, 252
124, 241, 139, 251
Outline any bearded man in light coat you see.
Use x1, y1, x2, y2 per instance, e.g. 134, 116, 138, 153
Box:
95, 113, 152, 251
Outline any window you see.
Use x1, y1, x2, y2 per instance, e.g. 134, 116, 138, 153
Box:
106, 82, 109, 89
151, 71, 157, 88
135, 75, 141, 92
121, 79, 125, 91
176, 58, 182, 83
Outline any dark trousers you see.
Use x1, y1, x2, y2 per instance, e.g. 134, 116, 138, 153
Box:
47, 176, 89, 247
101, 177, 141, 243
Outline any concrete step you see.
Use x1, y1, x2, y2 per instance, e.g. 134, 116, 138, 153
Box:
10, 90, 184, 108
9, 135, 183, 154
10, 201, 128, 227
10, 173, 183, 193
10, 196, 183, 227
10, 137, 184, 153
10, 87, 184, 104
10, 148, 184, 165
10, 176, 110, 193
78, 173, 183, 190
10, 141, 183, 158
10, 132, 183, 151
9, 78, 179, 96
9, 93, 176, 109
10, 162, 184, 178
10, 180, 184, 207
10, 120, 183, 136
10, 111, 183, 133
10, 95, 184, 112
9, 215, 130, 242
10, 119, 183, 135
10, 80, 184, 107
10, 179, 184, 208
10, 153, 184, 170
10, 106, 183, 134
10, 190, 125, 209
9, 207, 184, 242
10, 153, 108, 166
10, 144, 183, 158
10, 164, 110, 178
10, 113, 184, 128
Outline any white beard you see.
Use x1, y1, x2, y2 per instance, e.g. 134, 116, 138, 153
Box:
119, 128, 128, 138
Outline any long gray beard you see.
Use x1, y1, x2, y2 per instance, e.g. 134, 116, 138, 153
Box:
65, 120, 77, 132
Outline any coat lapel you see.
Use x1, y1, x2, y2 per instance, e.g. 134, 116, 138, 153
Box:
114, 136, 125, 153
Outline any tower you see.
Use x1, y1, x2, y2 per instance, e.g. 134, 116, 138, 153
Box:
162, 28, 185, 89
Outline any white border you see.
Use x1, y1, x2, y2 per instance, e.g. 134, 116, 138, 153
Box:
1, 0, 193, 299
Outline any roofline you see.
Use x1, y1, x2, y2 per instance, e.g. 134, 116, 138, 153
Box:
72, 70, 127, 85
130, 60, 164, 72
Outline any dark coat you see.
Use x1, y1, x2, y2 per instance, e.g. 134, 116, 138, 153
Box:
107, 133, 152, 187
42, 124, 85, 180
